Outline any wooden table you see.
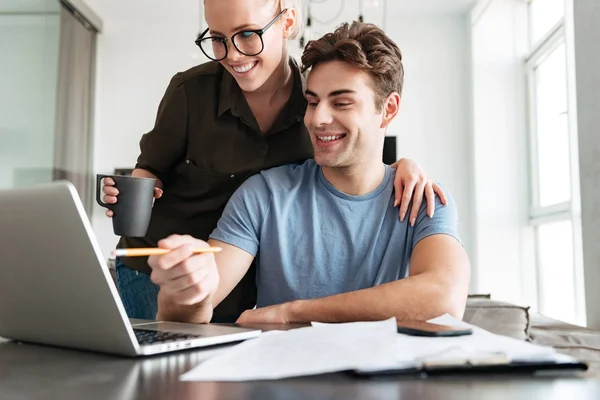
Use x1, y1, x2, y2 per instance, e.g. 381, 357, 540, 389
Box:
1, 330, 599, 400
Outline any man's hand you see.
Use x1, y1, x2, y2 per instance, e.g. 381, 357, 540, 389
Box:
148, 235, 219, 322
236, 303, 293, 325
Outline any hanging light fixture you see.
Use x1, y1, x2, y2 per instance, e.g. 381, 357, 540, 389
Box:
359, 0, 364, 22
300, 1, 313, 48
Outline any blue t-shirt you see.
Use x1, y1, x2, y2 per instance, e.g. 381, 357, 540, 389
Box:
210, 160, 460, 308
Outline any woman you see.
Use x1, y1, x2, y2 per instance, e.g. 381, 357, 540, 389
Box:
102, 0, 447, 322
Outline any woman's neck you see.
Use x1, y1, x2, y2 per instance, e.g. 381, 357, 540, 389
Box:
244, 55, 292, 105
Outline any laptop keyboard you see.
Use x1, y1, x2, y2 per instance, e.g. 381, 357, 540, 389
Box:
133, 329, 203, 345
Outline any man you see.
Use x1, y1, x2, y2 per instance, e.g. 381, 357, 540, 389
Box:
148, 22, 470, 325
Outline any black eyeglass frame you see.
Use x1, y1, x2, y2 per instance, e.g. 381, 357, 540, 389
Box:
195, 8, 288, 61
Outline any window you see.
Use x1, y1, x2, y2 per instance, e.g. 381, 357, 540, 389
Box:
526, 0, 584, 325
536, 220, 576, 323
533, 42, 570, 208
529, 0, 565, 46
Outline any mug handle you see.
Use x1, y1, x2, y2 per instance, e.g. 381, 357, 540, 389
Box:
95, 174, 114, 210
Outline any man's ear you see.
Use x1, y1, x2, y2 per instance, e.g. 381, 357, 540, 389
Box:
380, 92, 401, 129
282, 8, 296, 38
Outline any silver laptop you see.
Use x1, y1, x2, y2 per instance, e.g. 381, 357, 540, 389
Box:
0, 181, 260, 356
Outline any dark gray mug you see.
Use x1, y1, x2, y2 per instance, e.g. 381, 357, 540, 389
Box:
95, 174, 156, 237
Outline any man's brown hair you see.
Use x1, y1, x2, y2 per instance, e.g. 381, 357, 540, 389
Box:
301, 21, 404, 109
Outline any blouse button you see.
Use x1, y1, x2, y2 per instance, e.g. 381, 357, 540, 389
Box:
185, 159, 190, 164
230, 174, 235, 178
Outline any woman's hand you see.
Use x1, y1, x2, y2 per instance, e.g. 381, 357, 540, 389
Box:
391, 158, 448, 226
102, 171, 163, 218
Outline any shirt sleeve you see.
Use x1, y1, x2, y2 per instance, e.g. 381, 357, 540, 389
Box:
209, 174, 271, 256
135, 73, 187, 183
412, 184, 461, 248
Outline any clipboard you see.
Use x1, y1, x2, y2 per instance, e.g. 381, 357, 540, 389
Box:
352, 353, 588, 378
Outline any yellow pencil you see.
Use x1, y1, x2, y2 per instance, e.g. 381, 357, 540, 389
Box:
112, 247, 222, 257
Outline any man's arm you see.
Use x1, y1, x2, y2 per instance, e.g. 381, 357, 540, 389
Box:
152, 174, 270, 323
209, 239, 255, 307
153, 238, 255, 324
279, 234, 470, 323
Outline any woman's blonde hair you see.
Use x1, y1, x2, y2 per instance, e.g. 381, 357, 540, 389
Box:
270, 0, 304, 39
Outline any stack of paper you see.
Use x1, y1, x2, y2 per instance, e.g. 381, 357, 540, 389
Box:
180, 314, 559, 381
396, 314, 556, 364
180, 318, 399, 381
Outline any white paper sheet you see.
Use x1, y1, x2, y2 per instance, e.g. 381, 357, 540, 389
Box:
427, 314, 555, 361
180, 318, 399, 381
181, 314, 560, 381
357, 314, 557, 373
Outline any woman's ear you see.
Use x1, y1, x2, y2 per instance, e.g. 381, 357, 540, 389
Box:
282, 8, 297, 38
381, 92, 401, 129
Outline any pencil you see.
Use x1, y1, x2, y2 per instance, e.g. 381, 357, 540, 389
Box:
112, 247, 222, 257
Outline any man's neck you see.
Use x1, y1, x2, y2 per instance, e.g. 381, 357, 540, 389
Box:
321, 161, 387, 196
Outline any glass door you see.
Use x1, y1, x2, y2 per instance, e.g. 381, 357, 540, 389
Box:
0, 0, 61, 189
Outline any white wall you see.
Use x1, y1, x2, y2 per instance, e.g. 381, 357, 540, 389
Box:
306, 1, 476, 281
470, 0, 532, 305
385, 13, 475, 284
85, 1, 203, 174
84, 0, 203, 258
572, 0, 600, 329
85, 0, 477, 283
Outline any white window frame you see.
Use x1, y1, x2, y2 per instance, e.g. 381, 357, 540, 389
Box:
524, 0, 585, 325
525, 19, 568, 221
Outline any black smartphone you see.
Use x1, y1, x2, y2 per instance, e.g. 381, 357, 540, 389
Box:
397, 320, 473, 337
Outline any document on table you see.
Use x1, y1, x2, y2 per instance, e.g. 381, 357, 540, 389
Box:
180, 314, 559, 381
356, 314, 557, 373
180, 318, 399, 381
425, 314, 556, 361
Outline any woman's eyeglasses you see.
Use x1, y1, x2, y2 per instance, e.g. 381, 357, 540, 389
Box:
195, 9, 288, 61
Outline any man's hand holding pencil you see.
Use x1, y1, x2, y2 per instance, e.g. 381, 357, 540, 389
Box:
144, 235, 220, 323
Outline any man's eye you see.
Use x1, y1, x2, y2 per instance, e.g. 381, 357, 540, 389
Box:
335, 103, 351, 107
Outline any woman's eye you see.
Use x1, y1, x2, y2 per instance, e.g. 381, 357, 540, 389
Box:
308, 102, 318, 108
240, 31, 255, 39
